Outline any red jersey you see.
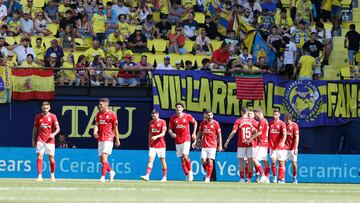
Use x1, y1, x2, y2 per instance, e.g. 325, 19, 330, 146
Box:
256, 117, 269, 147
169, 113, 196, 144
285, 122, 299, 150
199, 119, 221, 148
232, 117, 258, 148
149, 119, 167, 148
269, 120, 287, 150
34, 113, 59, 144
96, 110, 118, 142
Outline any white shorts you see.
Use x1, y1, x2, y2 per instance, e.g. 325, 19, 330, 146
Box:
237, 147, 255, 159
175, 142, 190, 157
287, 150, 298, 162
255, 146, 268, 161
270, 149, 287, 161
149, 148, 166, 158
36, 142, 55, 156
201, 148, 216, 160
98, 141, 113, 156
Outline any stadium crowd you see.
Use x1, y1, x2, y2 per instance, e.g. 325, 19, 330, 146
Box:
0, 0, 357, 86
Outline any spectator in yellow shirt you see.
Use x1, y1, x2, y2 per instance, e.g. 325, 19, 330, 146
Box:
92, 5, 107, 46
33, 37, 45, 61
296, 0, 313, 25
103, 56, 117, 86
84, 40, 105, 62
58, 0, 71, 19
21, 54, 40, 68
297, 48, 316, 80
106, 29, 123, 48
320, 0, 331, 22
275, 8, 293, 34
107, 41, 124, 62
58, 54, 76, 86
117, 14, 130, 40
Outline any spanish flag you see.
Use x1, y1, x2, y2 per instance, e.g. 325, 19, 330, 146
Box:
11, 68, 55, 100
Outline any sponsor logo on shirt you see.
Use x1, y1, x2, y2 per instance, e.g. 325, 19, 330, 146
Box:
99, 120, 107, 125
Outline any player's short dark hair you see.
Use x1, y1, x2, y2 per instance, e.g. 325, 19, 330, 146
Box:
285, 113, 293, 120
175, 102, 184, 108
205, 109, 213, 114
100, 98, 110, 103
151, 109, 159, 114
42, 101, 50, 106
350, 24, 356, 30
273, 108, 281, 114
241, 106, 249, 114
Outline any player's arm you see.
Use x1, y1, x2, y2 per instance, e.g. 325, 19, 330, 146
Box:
193, 124, 203, 148
224, 130, 236, 149
32, 126, 38, 147
153, 123, 167, 141
93, 122, 99, 138
191, 118, 198, 141
168, 119, 176, 139
113, 115, 120, 147
217, 128, 223, 152
293, 127, 300, 155
50, 122, 60, 138
280, 124, 287, 147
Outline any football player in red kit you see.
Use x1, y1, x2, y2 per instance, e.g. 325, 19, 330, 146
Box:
140, 110, 168, 182
32, 101, 60, 182
93, 98, 120, 182
168, 102, 198, 181
269, 109, 287, 183
245, 108, 270, 183
194, 110, 222, 182
224, 107, 258, 182
284, 113, 300, 184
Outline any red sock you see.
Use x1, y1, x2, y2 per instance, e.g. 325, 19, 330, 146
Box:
278, 166, 285, 180
162, 168, 167, 177
107, 163, 112, 172
265, 167, 270, 177
255, 167, 259, 174
271, 163, 277, 176
207, 162, 213, 178
101, 161, 108, 176
293, 167, 297, 177
181, 161, 189, 176
37, 158, 42, 175
256, 165, 264, 176
202, 162, 207, 170
186, 159, 192, 171
146, 167, 152, 175
240, 171, 245, 179
247, 171, 253, 181
50, 161, 56, 173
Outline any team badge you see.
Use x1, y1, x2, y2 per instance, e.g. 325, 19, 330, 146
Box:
283, 80, 322, 122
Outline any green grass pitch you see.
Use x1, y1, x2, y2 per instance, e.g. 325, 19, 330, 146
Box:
0, 179, 359, 203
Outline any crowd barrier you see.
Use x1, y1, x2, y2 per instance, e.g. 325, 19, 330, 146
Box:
1, 147, 359, 183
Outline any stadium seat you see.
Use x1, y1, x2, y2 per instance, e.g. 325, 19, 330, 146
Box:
211, 40, 223, 50
132, 53, 142, 63
154, 52, 166, 65
128, 24, 137, 35
179, 54, 196, 65
5, 37, 16, 46
183, 39, 194, 53
72, 51, 83, 63
147, 39, 154, 52
42, 37, 58, 48
194, 12, 205, 24
102, 0, 112, 6
171, 25, 176, 33
20, 0, 27, 7
33, 0, 45, 8
152, 38, 167, 52
152, 11, 161, 22
143, 52, 155, 65
324, 22, 332, 31
47, 23, 59, 36
281, 0, 291, 7
168, 53, 182, 66
194, 54, 211, 68
14, 36, 22, 44
342, 0, 352, 8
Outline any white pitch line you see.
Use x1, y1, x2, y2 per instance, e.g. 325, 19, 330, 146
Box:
0, 187, 161, 191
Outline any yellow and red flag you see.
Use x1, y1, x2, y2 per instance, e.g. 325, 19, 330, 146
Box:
11, 68, 55, 100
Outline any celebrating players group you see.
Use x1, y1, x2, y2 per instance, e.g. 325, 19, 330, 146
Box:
32, 98, 299, 184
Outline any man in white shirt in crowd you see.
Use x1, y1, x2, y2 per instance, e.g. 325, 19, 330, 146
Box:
12, 36, 36, 65
20, 11, 34, 36
156, 56, 174, 70
282, 34, 297, 80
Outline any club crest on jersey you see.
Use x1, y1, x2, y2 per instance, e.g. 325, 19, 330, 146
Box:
283, 80, 322, 122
